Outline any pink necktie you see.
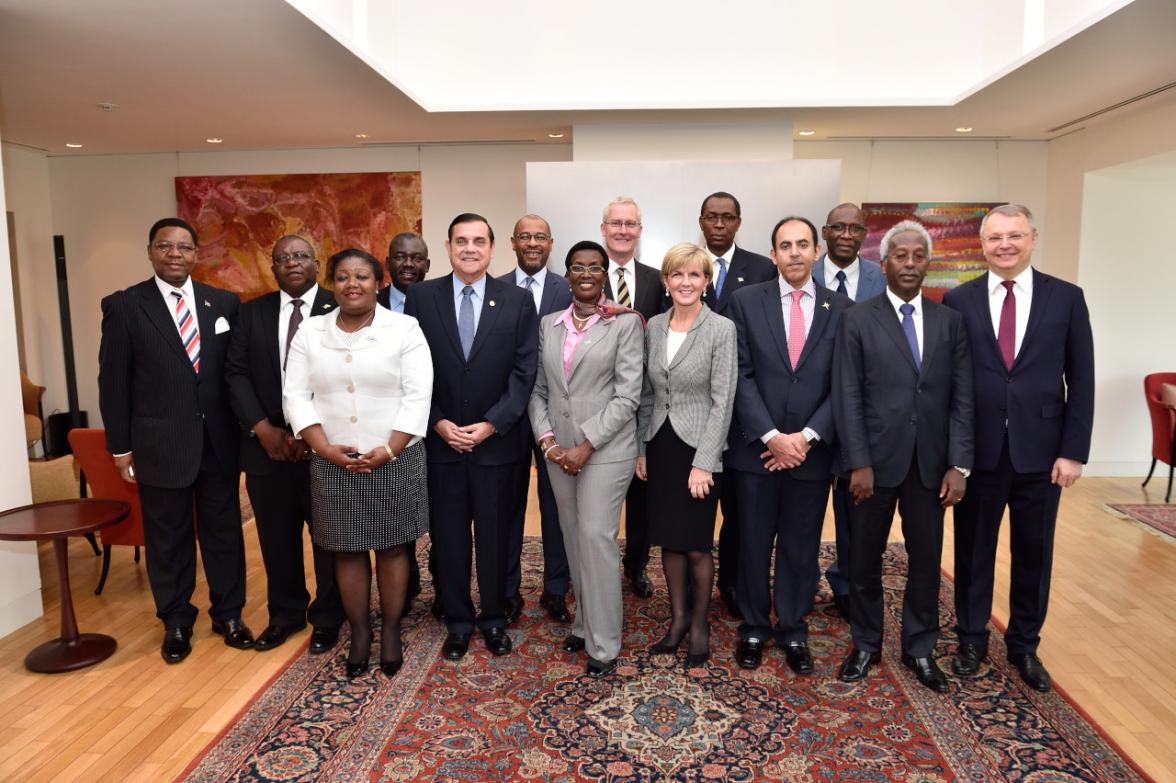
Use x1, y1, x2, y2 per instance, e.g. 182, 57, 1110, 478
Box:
788, 289, 805, 368
997, 280, 1016, 369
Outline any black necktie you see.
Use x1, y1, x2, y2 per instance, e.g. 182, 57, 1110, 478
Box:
284, 299, 303, 370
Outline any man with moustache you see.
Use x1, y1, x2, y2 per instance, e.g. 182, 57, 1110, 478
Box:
378, 232, 431, 313
835, 221, 973, 692
814, 203, 887, 618
405, 213, 538, 660
499, 215, 574, 624
226, 236, 344, 653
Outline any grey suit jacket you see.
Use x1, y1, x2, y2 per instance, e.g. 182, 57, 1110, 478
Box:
637, 305, 737, 472
813, 255, 886, 302
528, 310, 645, 464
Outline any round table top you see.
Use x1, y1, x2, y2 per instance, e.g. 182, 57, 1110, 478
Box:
0, 499, 131, 541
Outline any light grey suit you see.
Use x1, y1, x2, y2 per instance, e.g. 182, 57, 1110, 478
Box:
638, 305, 738, 472
528, 309, 644, 662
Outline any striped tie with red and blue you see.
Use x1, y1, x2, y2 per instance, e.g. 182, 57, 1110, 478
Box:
171, 291, 201, 373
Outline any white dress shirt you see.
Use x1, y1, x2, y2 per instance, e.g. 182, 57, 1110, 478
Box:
153, 274, 199, 340
610, 258, 637, 303
885, 287, 924, 359
386, 285, 406, 313
704, 244, 737, 286
283, 307, 434, 452
279, 283, 318, 383
514, 265, 548, 311
987, 266, 1033, 358
823, 256, 861, 300
762, 275, 820, 444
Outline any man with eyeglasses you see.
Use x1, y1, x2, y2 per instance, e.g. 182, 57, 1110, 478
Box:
599, 195, 665, 597
378, 232, 431, 314
814, 202, 886, 620
498, 215, 574, 625
99, 217, 252, 663
943, 204, 1093, 693
226, 235, 344, 654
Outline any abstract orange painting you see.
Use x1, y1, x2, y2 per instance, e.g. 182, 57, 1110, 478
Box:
176, 172, 421, 301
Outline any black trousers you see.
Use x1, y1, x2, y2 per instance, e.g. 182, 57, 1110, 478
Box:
505, 445, 570, 598
824, 478, 854, 597
953, 438, 1060, 655
848, 457, 944, 658
245, 462, 343, 629
716, 478, 740, 595
621, 476, 651, 575
732, 469, 830, 643
428, 460, 516, 634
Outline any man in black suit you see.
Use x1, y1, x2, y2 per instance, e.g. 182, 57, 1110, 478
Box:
98, 217, 253, 663
499, 214, 573, 625
944, 204, 1094, 692
377, 232, 430, 314
834, 220, 973, 692
225, 235, 344, 654
695, 191, 778, 619
726, 216, 851, 672
599, 195, 664, 597
405, 213, 538, 660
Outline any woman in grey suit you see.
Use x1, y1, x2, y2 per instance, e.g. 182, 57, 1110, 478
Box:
528, 240, 644, 678
636, 243, 737, 667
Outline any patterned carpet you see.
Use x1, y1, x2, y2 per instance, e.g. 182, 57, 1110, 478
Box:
1107, 503, 1176, 539
179, 541, 1148, 782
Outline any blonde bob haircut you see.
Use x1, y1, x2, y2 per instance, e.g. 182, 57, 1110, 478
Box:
661, 242, 713, 282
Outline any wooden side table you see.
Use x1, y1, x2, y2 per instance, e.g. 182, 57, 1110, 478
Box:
0, 498, 130, 672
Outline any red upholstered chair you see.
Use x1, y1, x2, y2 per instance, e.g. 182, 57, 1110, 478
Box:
1142, 373, 1176, 503
68, 428, 145, 593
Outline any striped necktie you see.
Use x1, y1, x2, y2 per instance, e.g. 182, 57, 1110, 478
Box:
615, 267, 631, 307
171, 291, 201, 372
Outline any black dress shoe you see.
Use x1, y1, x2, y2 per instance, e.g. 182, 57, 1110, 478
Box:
649, 626, 688, 655
345, 659, 369, 678
379, 658, 403, 677
734, 638, 764, 670
562, 634, 586, 653
161, 627, 193, 664
832, 593, 850, 619
254, 623, 306, 652
540, 591, 572, 623
442, 632, 470, 660
504, 593, 523, 626
308, 625, 340, 655
629, 571, 654, 598
1008, 652, 1052, 692
586, 656, 617, 678
211, 617, 255, 649
901, 653, 950, 693
484, 627, 512, 656
783, 641, 814, 675
838, 648, 881, 682
952, 643, 987, 676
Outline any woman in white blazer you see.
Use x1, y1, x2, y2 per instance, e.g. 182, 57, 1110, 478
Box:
284, 248, 433, 680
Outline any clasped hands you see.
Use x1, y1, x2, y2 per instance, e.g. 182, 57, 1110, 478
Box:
316, 442, 393, 474
435, 419, 496, 453
541, 437, 593, 476
760, 432, 811, 472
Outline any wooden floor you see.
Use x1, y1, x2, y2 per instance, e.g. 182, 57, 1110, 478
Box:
0, 476, 1172, 782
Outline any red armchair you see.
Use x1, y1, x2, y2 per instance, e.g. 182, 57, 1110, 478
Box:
68, 428, 145, 592
1142, 373, 1176, 503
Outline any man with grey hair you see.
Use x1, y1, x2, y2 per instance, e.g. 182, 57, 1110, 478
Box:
943, 204, 1093, 692
834, 219, 973, 692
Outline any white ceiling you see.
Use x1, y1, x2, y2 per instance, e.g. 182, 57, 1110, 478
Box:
0, 0, 1173, 156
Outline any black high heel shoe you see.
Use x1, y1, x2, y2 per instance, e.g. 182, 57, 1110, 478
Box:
345, 624, 372, 678
379, 658, 403, 677
649, 627, 689, 655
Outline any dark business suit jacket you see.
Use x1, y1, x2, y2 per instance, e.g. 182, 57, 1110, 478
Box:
405, 273, 539, 466
604, 260, 666, 320
663, 246, 777, 317
942, 270, 1094, 473
834, 293, 974, 489
225, 286, 337, 475
725, 279, 853, 479
98, 277, 241, 488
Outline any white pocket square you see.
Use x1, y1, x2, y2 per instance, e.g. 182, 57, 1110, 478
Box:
214, 316, 231, 334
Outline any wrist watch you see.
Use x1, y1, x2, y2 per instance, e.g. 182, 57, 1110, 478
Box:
804, 433, 819, 448
952, 465, 971, 478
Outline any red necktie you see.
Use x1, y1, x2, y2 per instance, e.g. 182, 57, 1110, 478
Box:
997, 280, 1016, 369
788, 290, 805, 368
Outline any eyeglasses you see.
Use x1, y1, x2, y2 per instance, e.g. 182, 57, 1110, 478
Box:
825, 223, 867, 237
568, 264, 606, 275
982, 232, 1032, 244
514, 233, 550, 243
603, 220, 640, 230
701, 212, 739, 225
152, 241, 196, 254
391, 252, 427, 263
273, 251, 315, 265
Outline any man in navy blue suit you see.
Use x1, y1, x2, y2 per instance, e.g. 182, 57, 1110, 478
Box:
943, 204, 1094, 692
813, 202, 887, 619
498, 214, 573, 626
405, 213, 539, 661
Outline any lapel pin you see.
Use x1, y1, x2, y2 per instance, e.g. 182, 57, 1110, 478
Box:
822, 300, 831, 310
323, 303, 332, 310
204, 300, 211, 307
489, 300, 496, 307
737, 277, 744, 283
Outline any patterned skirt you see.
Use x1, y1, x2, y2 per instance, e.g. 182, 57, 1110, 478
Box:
309, 440, 429, 552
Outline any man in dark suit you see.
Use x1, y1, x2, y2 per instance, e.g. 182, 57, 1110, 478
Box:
225, 235, 344, 654
726, 216, 851, 672
377, 232, 430, 314
694, 191, 778, 619
599, 196, 665, 596
98, 217, 253, 663
834, 220, 973, 692
813, 202, 887, 619
944, 204, 1093, 692
499, 214, 573, 625
405, 213, 538, 660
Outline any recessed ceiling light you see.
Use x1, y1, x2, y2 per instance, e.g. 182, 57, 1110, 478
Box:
548, 132, 565, 139
955, 127, 973, 133
354, 133, 370, 139
206, 137, 223, 144
798, 130, 816, 136
65, 143, 83, 148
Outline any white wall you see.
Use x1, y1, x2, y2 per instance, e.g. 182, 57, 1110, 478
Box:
574, 121, 793, 161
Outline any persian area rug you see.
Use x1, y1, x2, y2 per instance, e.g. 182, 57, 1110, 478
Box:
1107, 503, 1176, 540
179, 541, 1149, 782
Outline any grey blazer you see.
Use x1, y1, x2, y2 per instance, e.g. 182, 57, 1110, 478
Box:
637, 305, 738, 472
528, 310, 645, 464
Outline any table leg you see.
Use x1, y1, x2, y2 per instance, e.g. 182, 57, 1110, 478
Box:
24, 537, 117, 673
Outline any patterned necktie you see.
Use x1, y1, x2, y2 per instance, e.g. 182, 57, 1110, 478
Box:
615, 268, 631, 307
835, 270, 848, 296
997, 280, 1016, 369
284, 299, 303, 370
523, 276, 538, 313
787, 289, 806, 368
714, 257, 728, 298
900, 302, 921, 372
171, 291, 200, 373
458, 285, 475, 360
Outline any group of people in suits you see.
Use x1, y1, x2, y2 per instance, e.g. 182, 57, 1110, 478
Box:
98, 195, 1091, 693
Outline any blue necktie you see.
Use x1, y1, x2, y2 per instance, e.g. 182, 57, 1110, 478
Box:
714, 257, 728, 298
900, 302, 921, 372
835, 270, 848, 296
458, 285, 475, 360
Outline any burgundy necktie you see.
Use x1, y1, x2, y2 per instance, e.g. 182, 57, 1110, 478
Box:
997, 280, 1016, 369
